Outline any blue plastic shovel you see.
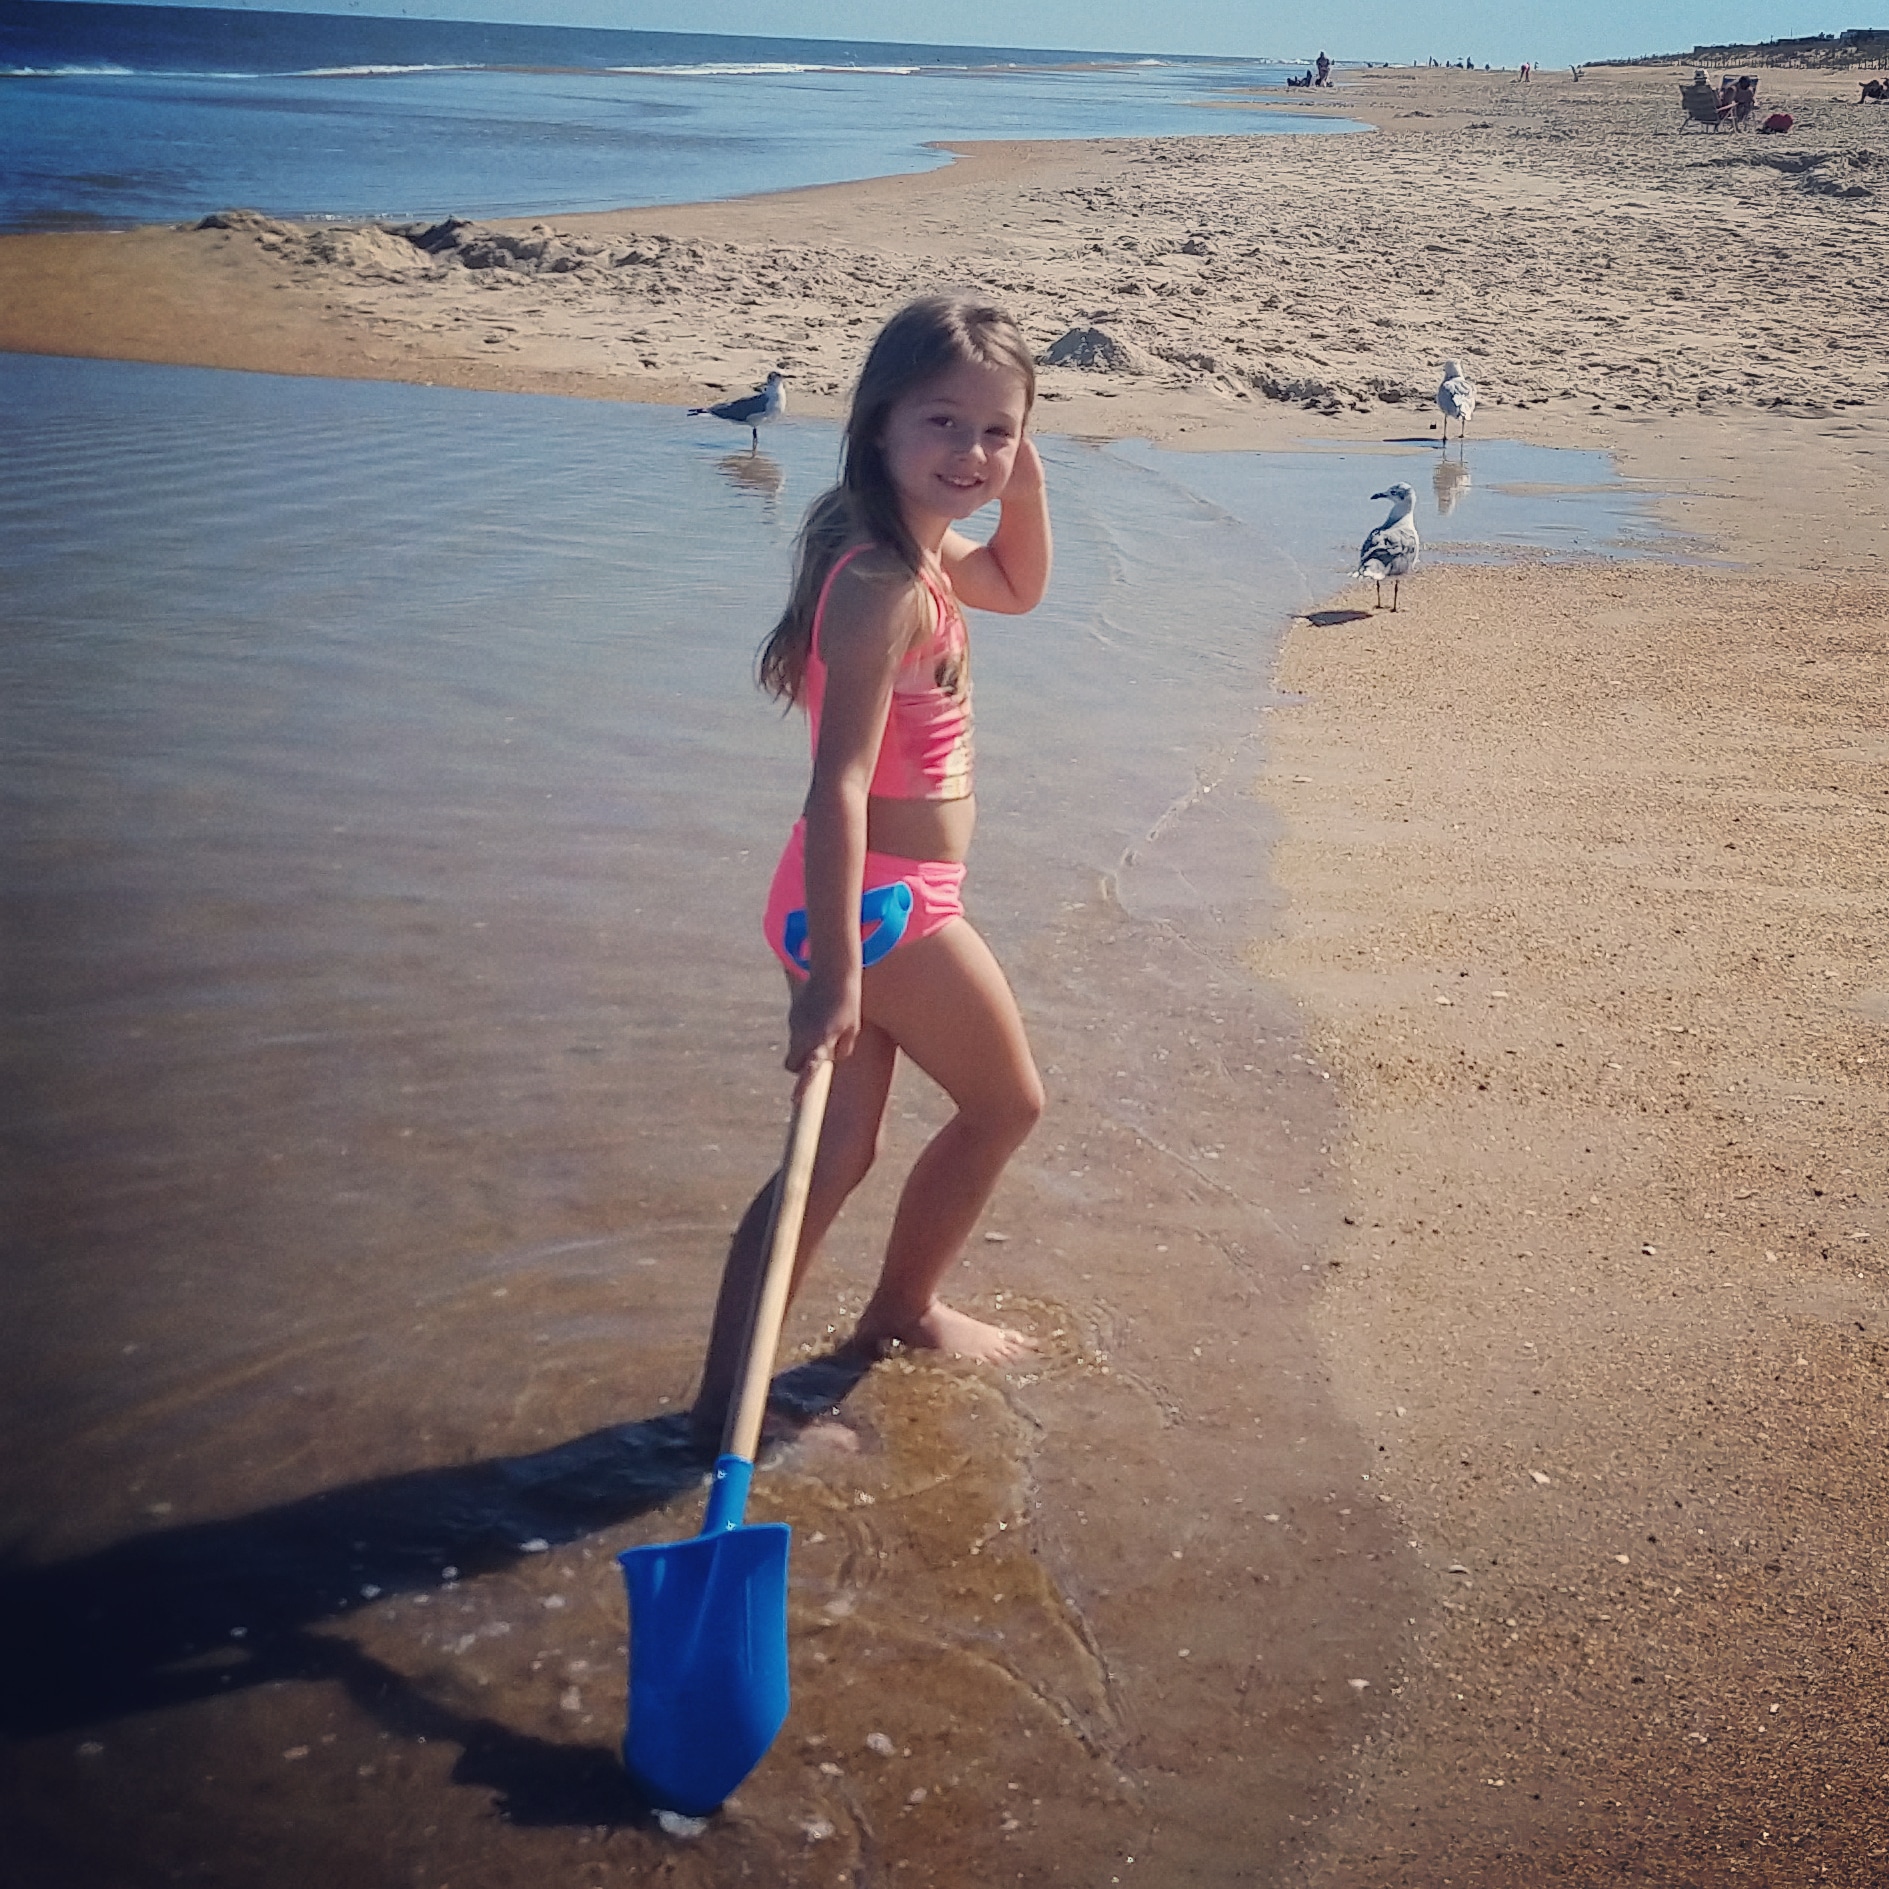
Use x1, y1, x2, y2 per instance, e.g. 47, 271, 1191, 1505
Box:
619, 1054, 834, 1816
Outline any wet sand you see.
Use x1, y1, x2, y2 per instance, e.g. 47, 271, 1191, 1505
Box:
4, 54, 1888, 1887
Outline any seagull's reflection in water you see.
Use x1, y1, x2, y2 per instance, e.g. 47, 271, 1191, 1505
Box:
716, 448, 785, 520
1432, 454, 1472, 517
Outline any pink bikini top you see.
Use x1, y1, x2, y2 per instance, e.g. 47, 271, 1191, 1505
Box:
802, 544, 973, 801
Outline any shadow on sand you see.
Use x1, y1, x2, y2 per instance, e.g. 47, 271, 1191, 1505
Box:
1301, 607, 1376, 626
0, 1351, 873, 1825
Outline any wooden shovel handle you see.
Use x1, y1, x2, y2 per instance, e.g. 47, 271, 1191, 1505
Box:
723, 1055, 835, 1465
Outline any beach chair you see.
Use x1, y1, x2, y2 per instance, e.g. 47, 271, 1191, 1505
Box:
1680, 81, 1730, 129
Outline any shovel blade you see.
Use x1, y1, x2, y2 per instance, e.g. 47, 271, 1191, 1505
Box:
620, 1521, 791, 1815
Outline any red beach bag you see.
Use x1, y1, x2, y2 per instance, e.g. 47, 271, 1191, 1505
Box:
1759, 112, 1793, 134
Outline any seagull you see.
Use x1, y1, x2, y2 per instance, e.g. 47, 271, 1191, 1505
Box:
1357, 483, 1420, 611
1436, 359, 1476, 442
690, 371, 786, 449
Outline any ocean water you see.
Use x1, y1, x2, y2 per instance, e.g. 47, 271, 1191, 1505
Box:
0, 351, 1680, 1887
0, 0, 1360, 231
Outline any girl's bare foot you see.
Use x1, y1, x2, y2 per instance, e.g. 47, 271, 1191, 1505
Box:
850, 1299, 1038, 1364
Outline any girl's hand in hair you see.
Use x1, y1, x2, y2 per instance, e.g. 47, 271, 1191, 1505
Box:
946, 433, 1051, 614
1001, 435, 1045, 500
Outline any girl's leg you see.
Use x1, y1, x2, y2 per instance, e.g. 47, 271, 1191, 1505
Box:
688, 1019, 897, 1448
849, 918, 1045, 1360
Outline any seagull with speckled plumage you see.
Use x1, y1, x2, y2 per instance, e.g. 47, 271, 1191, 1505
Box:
1357, 483, 1420, 611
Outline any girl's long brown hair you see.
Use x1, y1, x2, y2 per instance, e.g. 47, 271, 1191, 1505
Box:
757, 294, 1035, 703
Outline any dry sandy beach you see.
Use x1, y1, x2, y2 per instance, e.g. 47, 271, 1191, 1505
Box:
4, 57, 1888, 1885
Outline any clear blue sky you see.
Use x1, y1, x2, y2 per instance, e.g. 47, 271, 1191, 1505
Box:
85, 2, 1868, 70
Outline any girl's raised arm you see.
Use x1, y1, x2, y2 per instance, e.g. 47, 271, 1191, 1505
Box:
788, 557, 921, 1070
942, 437, 1051, 615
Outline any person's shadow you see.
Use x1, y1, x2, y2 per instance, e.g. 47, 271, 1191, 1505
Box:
0, 1352, 872, 1827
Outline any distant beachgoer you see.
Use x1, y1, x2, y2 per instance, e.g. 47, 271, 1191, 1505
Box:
1520, 63, 1530, 82
1572, 65, 1583, 81
690, 295, 1052, 1447
1316, 51, 1331, 86
1733, 76, 1757, 127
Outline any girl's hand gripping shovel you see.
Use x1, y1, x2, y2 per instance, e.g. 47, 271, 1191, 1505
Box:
619, 1054, 834, 1816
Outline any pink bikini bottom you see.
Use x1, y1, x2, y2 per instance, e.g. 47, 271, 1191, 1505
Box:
763, 819, 966, 979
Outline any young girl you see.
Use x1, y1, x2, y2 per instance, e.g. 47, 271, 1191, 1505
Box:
691, 294, 1052, 1444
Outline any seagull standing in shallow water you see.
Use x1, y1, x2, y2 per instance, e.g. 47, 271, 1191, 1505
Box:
690, 371, 786, 449
1436, 359, 1476, 442
1357, 483, 1420, 611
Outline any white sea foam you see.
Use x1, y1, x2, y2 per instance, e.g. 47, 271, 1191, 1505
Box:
293, 63, 481, 78
9, 64, 328, 80
3, 63, 136, 77
14, 61, 490, 80
605, 61, 923, 76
